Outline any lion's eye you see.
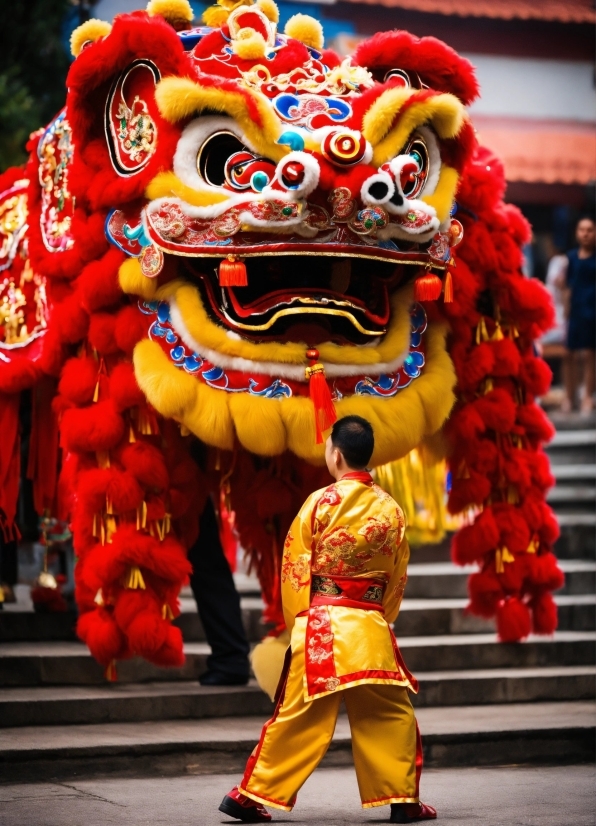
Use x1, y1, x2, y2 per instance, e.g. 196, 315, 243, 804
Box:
196, 131, 276, 192
402, 137, 429, 198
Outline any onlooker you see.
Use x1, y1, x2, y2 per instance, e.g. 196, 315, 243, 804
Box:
540, 238, 568, 348
560, 217, 595, 414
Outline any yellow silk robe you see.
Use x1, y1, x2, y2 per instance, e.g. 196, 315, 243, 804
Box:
280, 471, 416, 701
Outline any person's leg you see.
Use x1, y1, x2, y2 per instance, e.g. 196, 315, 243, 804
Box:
344, 684, 436, 822
580, 349, 595, 412
238, 626, 342, 811
344, 683, 418, 807
189, 497, 250, 683
562, 349, 576, 411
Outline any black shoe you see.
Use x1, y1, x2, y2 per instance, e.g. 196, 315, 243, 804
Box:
219, 788, 271, 822
199, 670, 249, 686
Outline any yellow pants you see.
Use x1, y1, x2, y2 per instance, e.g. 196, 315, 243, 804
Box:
239, 637, 420, 811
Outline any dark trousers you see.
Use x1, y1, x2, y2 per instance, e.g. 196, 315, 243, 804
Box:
188, 497, 250, 678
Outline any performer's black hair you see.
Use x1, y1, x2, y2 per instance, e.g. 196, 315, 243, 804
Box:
330, 415, 374, 469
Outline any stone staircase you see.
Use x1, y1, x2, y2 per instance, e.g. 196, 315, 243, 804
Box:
0, 419, 594, 783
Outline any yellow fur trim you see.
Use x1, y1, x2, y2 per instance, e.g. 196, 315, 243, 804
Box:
421, 165, 459, 224
145, 172, 229, 207
134, 340, 198, 418
131, 312, 455, 466
228, 394, 287, 455
257, 0, 279, 24
118, 258, 158, 300
362, 88, 465, 167
251, 631, 290, 700
233, 30, 268, 60
146, 0, 193, 27
284, 14, 324, 50
70, 19, 112, 57
155, 77, 286, 162
202, 5, 230, 26
169, 279, 412, 368
182, 382, 235, 450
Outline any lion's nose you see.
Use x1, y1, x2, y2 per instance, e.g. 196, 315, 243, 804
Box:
361, 170, 396, 206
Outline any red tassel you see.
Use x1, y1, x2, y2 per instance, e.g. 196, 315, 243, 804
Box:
443, 269, 453, 303
219, 255, 248, 287
413, 270, 442, 302
305, 348, 337, 444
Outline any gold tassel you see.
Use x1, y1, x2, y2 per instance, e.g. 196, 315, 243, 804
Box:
105, 515, 117, 543
495, 546, 515, 574
105, 660, 118, 682
94, 588, 104, 606
123, 565, 146, 590
162, 603, 175, 621
475, 318, 489, 344
507, 486, 519, 505
136, 501, 148, 530
129, 421, 136, 443
96, 451, 111, 469
492, 322, 504, 341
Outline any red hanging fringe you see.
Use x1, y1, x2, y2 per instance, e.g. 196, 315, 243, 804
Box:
27, 378, 60, 516
219, 255, 248, 287
305, 349, 337, 444
0, 392, 21, 527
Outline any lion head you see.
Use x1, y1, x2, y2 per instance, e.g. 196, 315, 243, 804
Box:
66, 0, 478, 466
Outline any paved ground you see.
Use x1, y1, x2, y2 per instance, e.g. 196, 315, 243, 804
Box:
0, 764, 594, 826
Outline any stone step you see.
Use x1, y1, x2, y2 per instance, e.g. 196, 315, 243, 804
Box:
552, 464, 596, 481
547, 485, 596, 504
548, 429, 596, 448
394, 594, 596, 636
0, 680, 272, 728
2, 631, 593, 688
0, 701, 592, 782
1, 591, 593, 649
1, 665, 593, 727
404, 559, 595, 598
554, 520, 596, 559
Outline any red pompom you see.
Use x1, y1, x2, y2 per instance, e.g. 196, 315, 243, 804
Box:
61, 399, 125, 453
88, 313, 120, 356
58, 356, 99, 406
451, 508, 500, 565
529, 551, 565, 591
121, 441, 169, 491
115, 304, 149, 354
467, 569, 502, 619
496, 596, 531, 643
77, 608, 129, 666
530, 590, 558, 635
109, 362, 145, 411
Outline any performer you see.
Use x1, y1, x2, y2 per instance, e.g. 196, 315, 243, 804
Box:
219, 416, 436, 823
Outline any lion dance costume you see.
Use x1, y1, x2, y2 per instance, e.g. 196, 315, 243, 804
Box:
0, 0, 562, 683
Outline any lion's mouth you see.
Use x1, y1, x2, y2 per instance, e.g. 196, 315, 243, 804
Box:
184, 255, 409, 345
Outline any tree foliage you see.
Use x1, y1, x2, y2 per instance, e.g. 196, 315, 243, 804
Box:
0, 0, 84, 168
